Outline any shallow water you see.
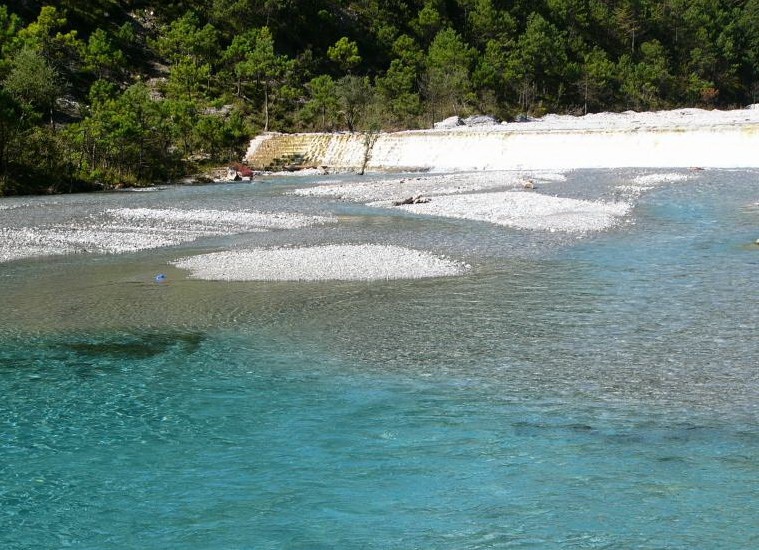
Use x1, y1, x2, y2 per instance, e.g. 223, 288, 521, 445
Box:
1, 170, 758, 549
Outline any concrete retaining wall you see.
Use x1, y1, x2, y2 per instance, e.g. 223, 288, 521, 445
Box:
245, 125, 759, 172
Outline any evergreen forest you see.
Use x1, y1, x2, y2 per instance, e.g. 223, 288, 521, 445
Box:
1, 0, 758, 194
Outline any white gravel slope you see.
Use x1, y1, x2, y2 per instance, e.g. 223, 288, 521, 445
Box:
437, 107, 759, 133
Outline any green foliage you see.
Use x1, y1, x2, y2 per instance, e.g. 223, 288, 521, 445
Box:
506, 13, 569, 111
14, 6, 83, 68
168, 57, 211, 100
0, 87, 21, 192
580, 48, 615, 113
414, 0, 446, 40
336, 75, 372, 132
84, 28, 125, 79
377, 59, 421, 127
194, 109, 249, 162
392, 35, 424, 69
619, 39, 674, 110
70, 82, 179, 185
3, 46, 61, 121
328, 37, 361, 73
2, 0, 759, 195
467, 0, 516, 46
425, 28, 474, 117
230, 27, 291, 131
0, 5, 21, 59
301, 75, 339, 130
155, 11, 219, 66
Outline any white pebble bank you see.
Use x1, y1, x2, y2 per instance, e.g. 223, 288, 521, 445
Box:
0, 208, 336, 263
397, 192, 631, 233
615, 172, 695, 199
631, 173, 693, 186
107, 208, 336, 231
292, 171, 566, 203
173, 245, 468, 281
0, 226, 183, 262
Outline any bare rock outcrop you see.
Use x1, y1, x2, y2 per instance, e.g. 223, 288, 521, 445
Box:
434, 116, 463, 129
463, 115, 500, 126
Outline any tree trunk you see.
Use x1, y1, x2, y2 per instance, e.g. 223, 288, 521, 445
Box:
584, 79, 588, 115
264, 84, 269, 132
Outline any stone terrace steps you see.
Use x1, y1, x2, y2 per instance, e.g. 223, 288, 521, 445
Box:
245, 134, 309, 170
245, 132, 368, 171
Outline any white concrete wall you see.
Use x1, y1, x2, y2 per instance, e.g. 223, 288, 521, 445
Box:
246, 124, 759, 172
367, 126, 759, 171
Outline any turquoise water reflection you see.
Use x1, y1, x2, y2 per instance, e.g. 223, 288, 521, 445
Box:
1, 170, 758, 548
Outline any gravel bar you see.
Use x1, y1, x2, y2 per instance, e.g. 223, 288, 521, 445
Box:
173, 245, 469, 281
397, 191, 631, 233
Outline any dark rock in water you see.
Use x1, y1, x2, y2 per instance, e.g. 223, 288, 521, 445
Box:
463, 115, 500, 126
393, 195, 431, 206
567, 424, 595, 432
514, 113, 534, 122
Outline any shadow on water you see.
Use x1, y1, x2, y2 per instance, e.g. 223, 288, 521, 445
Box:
0, 331, 206, 384
62, 331, 205, 361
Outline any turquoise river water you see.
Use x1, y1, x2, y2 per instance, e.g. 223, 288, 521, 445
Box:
1, 170, 758, 549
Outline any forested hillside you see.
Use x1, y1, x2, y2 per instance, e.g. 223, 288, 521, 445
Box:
1, 0, 758, 194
